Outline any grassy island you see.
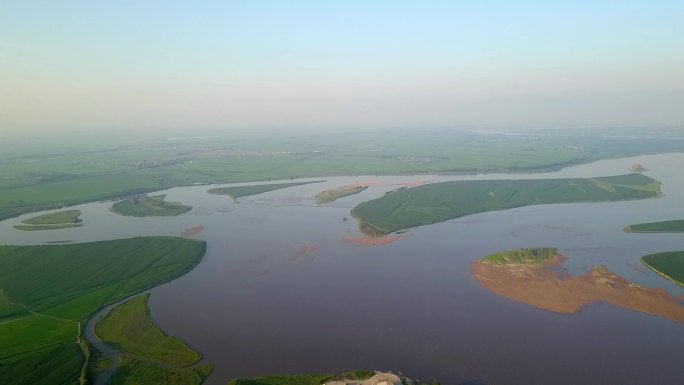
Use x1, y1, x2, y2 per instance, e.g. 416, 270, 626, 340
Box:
14, 209, 83, 231
482, 248, 558, 266
111, 194, 192, 217
0, 237, 206, 385
314, 185, 368, 204
352, 173, 661, 236
624, 220, 684, 233
96, 294, 201, 367
208, 180, 323, 199
641, 251, 684, 287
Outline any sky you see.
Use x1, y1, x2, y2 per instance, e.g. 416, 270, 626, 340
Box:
1, 1, 683, 134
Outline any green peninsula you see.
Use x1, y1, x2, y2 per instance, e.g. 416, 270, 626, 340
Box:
641, 251, 684, 287
352, 173, 661, 236
482, 247, 558, 266
14, 209, 82, 231
0, 237, 206, 385
111, 194, 192, 217
96, 294, 200, 367
625, 220, 684, 233
209, 180, 323, 199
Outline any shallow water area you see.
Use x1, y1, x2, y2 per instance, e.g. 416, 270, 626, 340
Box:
3, 153, 684, 385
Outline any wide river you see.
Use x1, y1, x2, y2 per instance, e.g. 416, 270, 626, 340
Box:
2, 153, 684, 385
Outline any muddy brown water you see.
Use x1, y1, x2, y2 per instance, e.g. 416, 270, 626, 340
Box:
2, 153, 684, 385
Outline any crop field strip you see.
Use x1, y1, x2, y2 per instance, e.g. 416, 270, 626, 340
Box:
0, 237, 206, 385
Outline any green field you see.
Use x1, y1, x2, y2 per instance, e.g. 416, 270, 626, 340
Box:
108, 356, 213, 385
208, 181, 324, 199
3, 129, 682, 222
481, 248, 558, 265
96, 294, 201, 367
351, 173, 661, 236
14, 209, 83, 231
111, 194, 192, 217
625, 220, 684, 233
0, 237, 206, 385
314, 185, 368, 204
641, 251, 684, 287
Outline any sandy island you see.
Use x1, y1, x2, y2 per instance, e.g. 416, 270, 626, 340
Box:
471, 254, 684, 324
181, 225, 204, 237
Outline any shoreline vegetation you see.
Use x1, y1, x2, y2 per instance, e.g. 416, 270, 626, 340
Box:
13, 209, 83, 231
110, 194, 192, 217
314, 185, 368, 204
208, 180, 324, 199
472, 248, 684, 323
352, 173, 662, 236
624, 220, 684, 233
641, 251, 684, 288
227, 370, 432, 385
95, 294, 201, 368
0, 237, 207, 385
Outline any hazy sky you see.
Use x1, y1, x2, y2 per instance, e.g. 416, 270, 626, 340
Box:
1, 1, 683, 133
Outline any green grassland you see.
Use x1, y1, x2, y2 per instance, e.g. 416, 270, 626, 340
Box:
0, 237, 206, 385
111, 195, 192, 217
95, 294, 200, 367
641, 251, 684, 287
208, 181, 323, 199
108, 356, 213, 385
22, 209, 82, 224
625, 219, 684, 233
314, 186, 368, 204
352, 173, 661, 236
481, 248, 558, 266
2, 129, 683, 221
14, 209, 84, 231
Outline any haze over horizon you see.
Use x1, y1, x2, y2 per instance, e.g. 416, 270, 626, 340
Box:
2, 1, 683, 134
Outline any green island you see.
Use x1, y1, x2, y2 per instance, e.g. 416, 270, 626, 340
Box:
624, 220, 684, 233
227, 370, 432, 385
96, 294, 201, 367
641, 251, 684, 287
352, 173, 662, 236
111, 195, 192, 217
0, 237, 206, 385
13, 209, 83, 231
208, 181, 323, 199
314, 185, 368, 204
482, 247, 558, 266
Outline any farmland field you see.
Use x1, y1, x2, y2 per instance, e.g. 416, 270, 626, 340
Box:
0, 237, 206, 385
2, 129, 684, 221
351, 173, 662, 236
